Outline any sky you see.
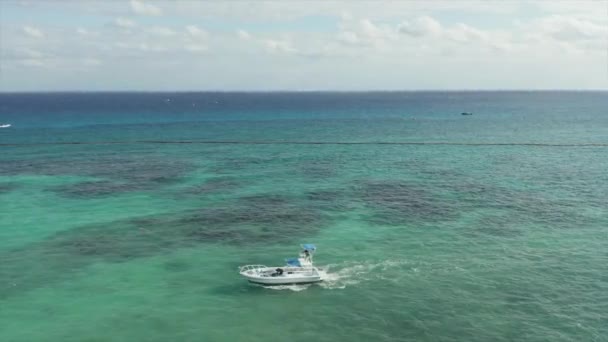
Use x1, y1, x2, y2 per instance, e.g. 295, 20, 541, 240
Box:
0, 0, 607, 91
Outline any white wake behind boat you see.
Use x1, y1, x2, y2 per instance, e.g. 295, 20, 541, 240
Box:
0, 124, 11, 128
239, 244, 323, 285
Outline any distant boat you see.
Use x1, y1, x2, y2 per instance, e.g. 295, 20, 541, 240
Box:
0, 123, 11, 128
461, 112, 473, 116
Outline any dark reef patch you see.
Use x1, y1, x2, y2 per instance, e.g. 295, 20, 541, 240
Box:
452, 182, 591, 228
210, 156, 276, 175
0, 183, 18, 194
2, 155, 196, 197
181, 178, 242, 196
355, 180, 458, 225
0, 192, 330, 299
468, 216, 522, 237
298, 158, 337, 179
47, 220, 166, 260
306, 189, 352, 212
509, 197, 593, 228
137, 193, 324, 248
237, 193, 292, 207
417, 168, 465, 180
0, 155, 193, 179
178, 193, 326, 241
51, 180, 138, 198
440, 180, 594, 233
306, 190, 342, 202
163, 260, 192, 272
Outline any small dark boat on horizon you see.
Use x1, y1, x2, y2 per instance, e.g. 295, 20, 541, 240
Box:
461, 112, 473, 116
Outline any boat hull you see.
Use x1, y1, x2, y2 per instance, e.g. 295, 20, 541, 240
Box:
240, 266, 323, 285
243, 275, 322, 285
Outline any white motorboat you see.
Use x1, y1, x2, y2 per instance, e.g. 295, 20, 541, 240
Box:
0, 124, 10, 128
239, 244, 323, 285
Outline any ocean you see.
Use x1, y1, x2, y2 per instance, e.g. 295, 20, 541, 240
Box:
1, 92, 607, 341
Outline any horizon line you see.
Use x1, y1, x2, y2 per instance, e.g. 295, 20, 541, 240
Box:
1, 89, 607, 94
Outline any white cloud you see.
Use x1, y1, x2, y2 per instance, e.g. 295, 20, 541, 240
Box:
20, 59, 45, 67
447, 23, 488, 43
114, 17, 137, 29
82, 58, 102, 67
147, 26, 176, 36
184, 44, 207, 52
138, 43, 167, 52
170, 1, 523, 21
114, 41, 168, 52
186, 25, 207, 38
22, 48, 44, 59
534, 2, 607, 21
264, 39, 298, 54
337, 18, 396, 47
398, 16, 442, 37
534, 16, 607, 42
359, 19, 392, 39
515, 15, 607, 53
2, 47, 45, 60
237, 29, 251, 40
75, 27, 101, 37
23, 26, 44, 38
130, 0, 163, 16
114, 42, 130, 49
397, 16, 491, 45
337, 31, 359, 45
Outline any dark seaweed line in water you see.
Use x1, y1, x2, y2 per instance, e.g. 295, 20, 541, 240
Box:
2, 140, 608, 147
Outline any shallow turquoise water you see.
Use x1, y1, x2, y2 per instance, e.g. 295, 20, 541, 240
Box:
1, 92, 607, 341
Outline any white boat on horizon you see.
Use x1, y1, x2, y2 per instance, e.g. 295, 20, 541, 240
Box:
239, 244, 323, 285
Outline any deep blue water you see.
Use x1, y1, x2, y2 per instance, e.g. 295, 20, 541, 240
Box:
1, 92, 607, 145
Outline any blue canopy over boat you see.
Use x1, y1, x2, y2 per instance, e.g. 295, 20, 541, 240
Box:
285, 258, 301, 267
302, 244, 316, 251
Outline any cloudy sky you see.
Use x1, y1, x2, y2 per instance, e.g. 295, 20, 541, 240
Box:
0, 0, 606, 91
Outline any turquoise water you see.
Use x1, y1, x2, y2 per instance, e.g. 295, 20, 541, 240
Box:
1, 92, 607, 341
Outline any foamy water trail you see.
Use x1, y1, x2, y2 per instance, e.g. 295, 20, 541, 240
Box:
261, 284, 311, 292
254, 259, 410, 291
319, 259, 410, 289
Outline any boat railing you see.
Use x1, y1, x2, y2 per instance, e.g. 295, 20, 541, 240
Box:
282, 267, 319, 275
239, 265, 268, 273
